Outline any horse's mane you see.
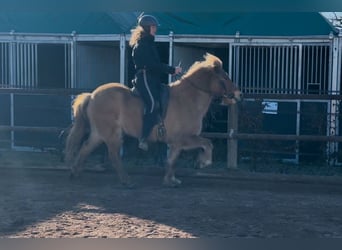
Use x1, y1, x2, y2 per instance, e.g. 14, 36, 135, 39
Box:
182, 53, 223, 79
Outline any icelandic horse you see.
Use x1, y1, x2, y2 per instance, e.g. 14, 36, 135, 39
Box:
65, 53, 242, 187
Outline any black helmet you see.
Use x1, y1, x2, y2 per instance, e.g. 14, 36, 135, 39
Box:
138, 15, 160, 27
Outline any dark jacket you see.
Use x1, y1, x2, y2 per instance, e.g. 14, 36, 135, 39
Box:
132, 33, 176, 139
132, 34, 175, 91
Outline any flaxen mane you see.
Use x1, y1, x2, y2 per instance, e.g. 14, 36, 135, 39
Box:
184, 54, 222, 76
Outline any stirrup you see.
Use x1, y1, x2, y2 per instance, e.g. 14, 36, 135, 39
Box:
157, 123, 166, 138
138, 139, 148, 151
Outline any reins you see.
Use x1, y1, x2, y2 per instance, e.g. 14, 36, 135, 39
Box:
182, 77, 213, 96
181, 76, 236, 100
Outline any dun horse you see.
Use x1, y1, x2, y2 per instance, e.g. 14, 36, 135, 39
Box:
65, 53, 242, 187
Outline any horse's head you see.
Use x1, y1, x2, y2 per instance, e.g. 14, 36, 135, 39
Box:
204, 53, 242, 105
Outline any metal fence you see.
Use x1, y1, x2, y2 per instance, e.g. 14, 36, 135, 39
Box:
231, 43, 332, 95
0, 32, 342, 166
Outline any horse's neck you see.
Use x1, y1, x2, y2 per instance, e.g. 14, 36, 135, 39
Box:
171, 80, 212, 116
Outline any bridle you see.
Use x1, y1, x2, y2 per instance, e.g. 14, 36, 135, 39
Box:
182, 76, 238, 101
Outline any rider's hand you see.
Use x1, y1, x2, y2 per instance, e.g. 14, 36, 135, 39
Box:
174, 66, 182, 75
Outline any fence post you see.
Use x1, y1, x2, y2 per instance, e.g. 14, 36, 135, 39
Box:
227, 104, 238, 169
327, 35, 341, 165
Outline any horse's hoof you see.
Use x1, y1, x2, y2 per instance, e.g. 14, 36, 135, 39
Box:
69, 172, 80, 180
121, 181, 136, 189
198, 160, 212, 169
163, 177, 182, 188
69, 172, 75, 180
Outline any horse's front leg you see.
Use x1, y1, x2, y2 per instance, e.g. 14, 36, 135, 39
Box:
163, 136, 213, 187
178, 135, 213, 168
196, 137, 213, 168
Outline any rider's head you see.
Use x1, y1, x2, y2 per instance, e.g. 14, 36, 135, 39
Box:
138, 15, 159, 36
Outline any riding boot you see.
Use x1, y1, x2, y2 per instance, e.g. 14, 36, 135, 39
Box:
139, 112, 155, 151
138, 137, 148, 151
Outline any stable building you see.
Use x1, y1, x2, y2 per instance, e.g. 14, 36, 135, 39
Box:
0, 12, 340, 164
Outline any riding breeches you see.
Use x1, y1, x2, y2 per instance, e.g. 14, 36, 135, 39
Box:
135, 70, 161, 138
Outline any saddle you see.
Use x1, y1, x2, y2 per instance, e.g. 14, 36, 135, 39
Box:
131, 84, 170, 139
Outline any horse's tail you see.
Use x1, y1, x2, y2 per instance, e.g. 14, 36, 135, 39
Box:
64, 93, 91, 166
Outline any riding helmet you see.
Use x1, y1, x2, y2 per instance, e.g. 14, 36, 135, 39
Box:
138, 15, 160, 27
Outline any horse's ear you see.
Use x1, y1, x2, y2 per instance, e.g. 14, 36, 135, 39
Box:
204, 52, 214, 63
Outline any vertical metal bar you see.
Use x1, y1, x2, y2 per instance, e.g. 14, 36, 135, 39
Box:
272, 46, 276, 93
281, 46, 284, 93
324, 46, 332, 94
64, 43, 67, 88
277, 47, 281, 93
16, 43, 20, 87
242, 46, 246, 92
9, 41, 15, 87
236, 46, 241, 89
295, 100, 300, 164
315, 46, 319, 88
6, 43, 9, 84
306, 45, 314, 89
32, 43, 35, 87
234, 45, 240, 88
253, 46, 257, 93
120, 34, 126, 85
31, 44, 35, 87
1, 43, 3, 84
302, 46, 306, 92
16, 43, 19, 87
289, 46, 293, 93
168, 31, 174, 84
260, 47, 264, 93
269, 46, 273, 93
70, 39, 76, 89
250, 46, 253, 92
279, 46, 282, 93
306, 46, 310, 88
2, 43, 5, 84
319, 45, 321, 89
19, 43, 23, 87
285, 46, 289, 93
34, 43, 38, 87
241, 46, 244, 91
297, 44, 303, 94
256, 46, 259, 93
242, 46, 246, 91
23, 43, 27, 87
321, 46, 324, 93
66, 43, 71, 89
228, 43, 233, 82
27, 44, 31, 87
10, 93, 14, 149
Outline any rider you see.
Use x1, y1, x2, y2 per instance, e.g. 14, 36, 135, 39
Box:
129, 14, 182, 151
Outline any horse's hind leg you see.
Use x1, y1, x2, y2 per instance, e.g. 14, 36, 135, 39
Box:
70, 133, 102, 178
163, 144, 182, 187
105, 138, 133, 188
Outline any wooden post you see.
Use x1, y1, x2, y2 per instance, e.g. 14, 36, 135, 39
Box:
227, 105, 238, 169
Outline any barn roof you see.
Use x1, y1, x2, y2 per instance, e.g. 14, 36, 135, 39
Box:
0, 12, 337, 36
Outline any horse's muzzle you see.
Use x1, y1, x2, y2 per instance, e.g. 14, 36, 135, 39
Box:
222, 91, 242, 105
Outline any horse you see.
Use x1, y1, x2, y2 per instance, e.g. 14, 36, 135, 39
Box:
65, 53, 242, 187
